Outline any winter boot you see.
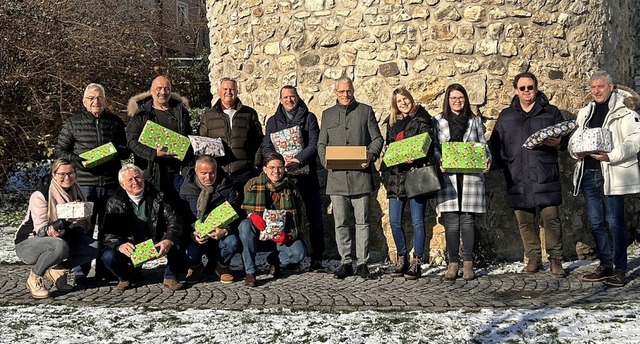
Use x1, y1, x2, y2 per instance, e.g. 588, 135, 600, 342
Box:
45, 265, 73, 291
389, 254, 408, 278
444, 262, 459, 281
550, 259, 566, 278
26, 270, 50, 299
462, 261, 475, 281
404, 257, 422, 280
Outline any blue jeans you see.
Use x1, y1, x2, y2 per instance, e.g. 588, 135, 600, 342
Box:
102, 243, 183, 281
581, 169, 628, 272
238, 218, 306, 274
183, 234, 240, 267
388, 197, 427, 258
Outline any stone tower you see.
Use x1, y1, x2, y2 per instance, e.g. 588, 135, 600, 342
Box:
206, 0, 639, 262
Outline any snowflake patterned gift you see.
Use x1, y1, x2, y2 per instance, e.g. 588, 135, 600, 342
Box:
188, 135, 225, 157
441, 142, 487, 174
382, 132, 432, 167
569, 127, 613, 154
259, 209, 287, 241
522, 120, 577, 149
138, 121, 191, 161
56, 202, 94, 219
194, 201, 239, 238
269, 126, 309, 175
79, 142, 118, 169
130, 239, 158, 267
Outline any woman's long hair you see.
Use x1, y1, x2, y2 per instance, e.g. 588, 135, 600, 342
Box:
442, 83, 475, 120
389, 87, 417, 126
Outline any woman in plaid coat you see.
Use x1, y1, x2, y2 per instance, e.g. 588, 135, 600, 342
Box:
434, 84, 491, 281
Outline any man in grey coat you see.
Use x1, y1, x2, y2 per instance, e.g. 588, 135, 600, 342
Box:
318, 77, 383, 279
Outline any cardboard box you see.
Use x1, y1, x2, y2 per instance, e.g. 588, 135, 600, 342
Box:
570, 128, 613, 154
259, 209, 287, 241
130, 239, 158, 267
188, 135, 225, 157
194, 201, 239, 238
56, 202, 94, 219
325, 146, 367, 170
79, 142, 118, 169
270, 126, 309, 175
138, 121, 191, 161
383, 132, 432, 167
441, 142, 487, 174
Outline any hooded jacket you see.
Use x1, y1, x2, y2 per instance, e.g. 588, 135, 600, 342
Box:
570, 86, 640, 196
125, 92, 193, 189
489, 92, 566, 209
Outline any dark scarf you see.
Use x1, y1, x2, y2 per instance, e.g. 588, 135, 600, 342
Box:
447, 112, 469, 142
195, 177, 214, 221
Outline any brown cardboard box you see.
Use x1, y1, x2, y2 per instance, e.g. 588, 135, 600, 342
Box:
325, 146, 367, 170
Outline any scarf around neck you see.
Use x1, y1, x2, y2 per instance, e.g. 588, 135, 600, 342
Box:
242, 173, 297, 216
195, 176, 215, 221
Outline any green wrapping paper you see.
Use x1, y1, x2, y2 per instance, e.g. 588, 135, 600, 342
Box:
79, 142, 118, 168
383, 132, 432, 167
138, 121, 190, 161
441, 142, 487, 174
194, 201, 239, 238
130, 239, 158, 267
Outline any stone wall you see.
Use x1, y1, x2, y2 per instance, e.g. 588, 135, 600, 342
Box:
206, 0, 639, 263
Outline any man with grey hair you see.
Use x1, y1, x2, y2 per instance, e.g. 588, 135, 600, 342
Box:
318, 76, 383, 279
101, 164, 184, 291
199, 77, 264, 196
569, 70, 640, 287
55, 83, 130, 281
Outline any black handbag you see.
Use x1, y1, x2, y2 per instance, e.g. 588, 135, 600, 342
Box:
404, 164, 444, 198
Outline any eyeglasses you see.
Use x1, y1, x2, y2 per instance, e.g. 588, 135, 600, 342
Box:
518, 85, 535, 91
449, 97, 465, 103
85, 96, 105, 102
124, 176, 144, 184
336, 89, 354, 95
267, 166, 285, 171
55, 172, 76, 179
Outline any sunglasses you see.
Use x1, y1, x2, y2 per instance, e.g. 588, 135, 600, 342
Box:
518, 85, 535, 91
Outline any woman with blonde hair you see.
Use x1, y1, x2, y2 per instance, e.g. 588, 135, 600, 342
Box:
434, 84, 491, 281
14, 158, 99, 298
381, 87, 438, 280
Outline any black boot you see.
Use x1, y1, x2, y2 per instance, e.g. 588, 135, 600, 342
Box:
389, 254, 408, 278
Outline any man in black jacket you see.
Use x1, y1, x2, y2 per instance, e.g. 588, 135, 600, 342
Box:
179, 155, 242, 283
55, 83, 130, 280
101, 164, 184, 291
262, 85, 325, 271
199, 77, 263, 196
126, 76, 193, 201
489, 72, 566, 277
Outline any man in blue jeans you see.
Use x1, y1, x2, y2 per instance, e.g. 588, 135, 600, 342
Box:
569, 70, 640, 287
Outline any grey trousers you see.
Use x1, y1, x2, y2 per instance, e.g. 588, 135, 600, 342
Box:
15, 235, 99, 276
330, 194, 370, 265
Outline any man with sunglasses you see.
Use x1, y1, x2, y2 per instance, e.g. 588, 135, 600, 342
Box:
489, 71, 567, 277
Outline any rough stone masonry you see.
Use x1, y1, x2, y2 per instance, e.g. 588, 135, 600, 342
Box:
205, 0, 639, 264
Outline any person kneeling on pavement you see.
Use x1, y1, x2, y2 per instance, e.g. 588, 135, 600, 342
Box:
179, 155, 242, 283
101, 164, 184, 291
239, 153, 307, 287
14, 158, 99, 299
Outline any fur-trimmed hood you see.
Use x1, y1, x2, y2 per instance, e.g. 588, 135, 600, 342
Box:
582, 84, 640, 111
127, 91, 190, 117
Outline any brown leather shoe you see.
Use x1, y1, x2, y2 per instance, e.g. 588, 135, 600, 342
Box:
583, 266, 615, 282
462, 261, 475, 281
163, 278, 183, 291
522, 259, 543, 274
444, 262, 458, 281
603, 272, 626, 287
215, 263, 234, 284
244, 273, 256, 287
550, 259, 566, 278
116, 280, 130, 291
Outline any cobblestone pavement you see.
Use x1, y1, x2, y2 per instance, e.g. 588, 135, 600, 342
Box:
1, 259, 639, 311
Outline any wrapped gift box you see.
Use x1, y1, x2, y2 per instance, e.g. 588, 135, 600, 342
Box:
570, 128, 613, 154
194, 201, 239, 238
383, 132, 432, 167
325, 146, 367, 170
188, 135, 225, 157
441, 142, 487, 173
79, 142, 118, 169
259, 209, 287, 241
138, 121, 190, 161
270, 126, 309, 175
130, 239, 158, 267
56, 202, 94, 219
522, 120, 577, 149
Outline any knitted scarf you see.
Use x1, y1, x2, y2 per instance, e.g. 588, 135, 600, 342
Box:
195, 176, 214, 222
242, 172, 298, 224
48, 178, 91, 230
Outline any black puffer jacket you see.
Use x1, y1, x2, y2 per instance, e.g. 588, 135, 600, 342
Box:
179, 165, 243, 236
55, 110, 129, 187
199, 99, 264, 174
489, 92, 567, 208
380, 106, 437, 198
102, 184, 182, 248
126, 92, 193, 189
